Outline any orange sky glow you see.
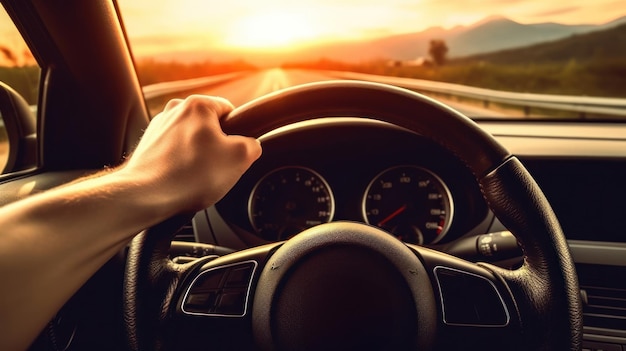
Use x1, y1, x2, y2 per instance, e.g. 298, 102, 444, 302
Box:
2, 0, 625, 66
116, 0, 626, 58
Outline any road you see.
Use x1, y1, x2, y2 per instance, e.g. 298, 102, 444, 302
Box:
192, 68, 334, 107
1, 69, 511, 172
155, 68, 511, 118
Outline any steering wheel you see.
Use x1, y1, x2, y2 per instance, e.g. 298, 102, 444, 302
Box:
124, 81, 582, 350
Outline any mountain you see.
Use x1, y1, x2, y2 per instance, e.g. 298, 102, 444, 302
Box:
599, 15, 626, 29
453, 22, 626, 65
371, 15, 626, 60
283, 14, 626, 63
448, 17, 592, 57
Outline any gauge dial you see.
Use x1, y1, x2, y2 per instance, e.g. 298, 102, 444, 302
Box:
363, 166, 454, 244
249, 166, 334, 241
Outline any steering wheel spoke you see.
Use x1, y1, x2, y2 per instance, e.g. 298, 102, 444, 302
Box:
410, 243, 522, 349
169, 244, 278, 350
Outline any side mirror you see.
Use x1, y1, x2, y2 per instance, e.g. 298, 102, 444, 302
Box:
0, 81, 37, 173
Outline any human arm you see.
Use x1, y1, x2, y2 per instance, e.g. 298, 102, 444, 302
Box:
0, 96, 262, 351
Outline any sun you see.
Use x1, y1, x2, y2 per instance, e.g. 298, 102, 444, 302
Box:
222, 11, 319, 51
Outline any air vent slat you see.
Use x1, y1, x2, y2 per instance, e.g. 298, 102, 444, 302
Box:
588, 299, 626, 311
585, 287, 626, 299
585, 307, 626, 319
588, 296, 626, 306
174, 222, 196, 242
581, 284, 626, 331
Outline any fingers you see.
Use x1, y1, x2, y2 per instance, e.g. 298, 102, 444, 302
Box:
170, 95, 234, 118
164, 98, 183, 111
161, 95, 234, 125
160, 94, 260, 164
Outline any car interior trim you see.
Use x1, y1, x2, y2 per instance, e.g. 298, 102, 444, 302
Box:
259, 118, 626, 159
568, 240, 626, 267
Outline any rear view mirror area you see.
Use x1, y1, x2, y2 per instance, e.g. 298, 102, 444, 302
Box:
0, 81, 36, 173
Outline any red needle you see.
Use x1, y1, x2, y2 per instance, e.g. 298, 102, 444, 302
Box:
377, 204, 407, 226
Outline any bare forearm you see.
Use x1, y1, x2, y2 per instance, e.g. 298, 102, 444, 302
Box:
0, 170, 175, 351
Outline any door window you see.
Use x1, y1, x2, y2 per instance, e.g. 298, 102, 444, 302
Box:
0, 4, 40, 172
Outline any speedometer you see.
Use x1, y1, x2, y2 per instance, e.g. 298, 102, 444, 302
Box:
362, 166, 453, 245
248, 166, 334, 241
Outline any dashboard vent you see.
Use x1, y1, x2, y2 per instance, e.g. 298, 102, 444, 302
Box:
174, 221, 196, 242
582, 285, 626, 331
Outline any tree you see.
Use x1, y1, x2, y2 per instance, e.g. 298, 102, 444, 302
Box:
428, 40, 449, 66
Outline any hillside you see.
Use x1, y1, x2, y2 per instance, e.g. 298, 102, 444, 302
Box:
447, 17, 592, 57
453, 23, 626, 64
292, 14, 626, 62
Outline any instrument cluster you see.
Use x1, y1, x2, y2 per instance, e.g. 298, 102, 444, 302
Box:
247, 165, 454, 245
215, 119, 489, 247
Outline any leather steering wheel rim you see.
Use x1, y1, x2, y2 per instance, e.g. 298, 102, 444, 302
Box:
125, 80, 582, 350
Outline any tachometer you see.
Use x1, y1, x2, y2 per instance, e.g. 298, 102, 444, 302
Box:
249, 166, 334, 241
363, 166, 453, 244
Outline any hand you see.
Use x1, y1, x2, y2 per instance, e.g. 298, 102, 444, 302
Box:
120, 95, 262, 213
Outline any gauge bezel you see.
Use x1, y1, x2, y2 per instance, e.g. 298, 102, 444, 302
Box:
361, 165, 455, 244
247, 166, 336, 239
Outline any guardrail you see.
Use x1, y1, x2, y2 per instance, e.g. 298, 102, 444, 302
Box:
327, 71, 626, 118
142, 72, 247, 100
140, 69, 626, 118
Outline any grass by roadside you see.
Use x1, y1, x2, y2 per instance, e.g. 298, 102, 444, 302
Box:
283, 58, 626, 99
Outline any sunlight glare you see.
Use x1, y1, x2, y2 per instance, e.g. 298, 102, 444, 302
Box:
222, 11, 318, 50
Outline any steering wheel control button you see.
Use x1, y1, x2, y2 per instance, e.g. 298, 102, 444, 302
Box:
195, 270, 225, 290
216, 291, 247, 315
185, 292, 217, 309
225, 265, 254, 287
434, 266, 509, 327
181, 261, 258, 317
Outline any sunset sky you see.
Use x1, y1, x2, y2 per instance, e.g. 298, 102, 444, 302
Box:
116, 0, 626, 57
1, 0, 625, 66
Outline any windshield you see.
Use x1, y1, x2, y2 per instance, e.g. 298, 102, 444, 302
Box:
118, 0, 626, 120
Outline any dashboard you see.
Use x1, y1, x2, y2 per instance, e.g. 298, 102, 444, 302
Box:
183, 117, 626, 348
